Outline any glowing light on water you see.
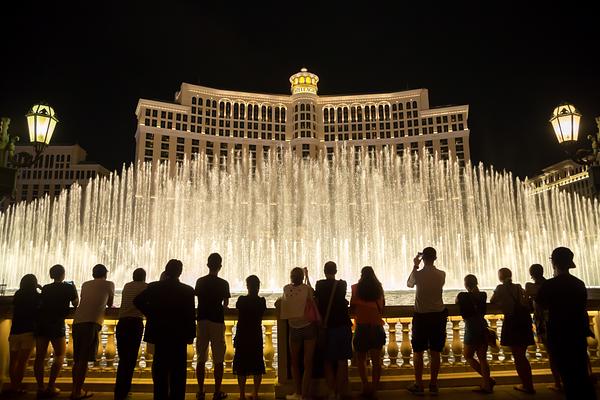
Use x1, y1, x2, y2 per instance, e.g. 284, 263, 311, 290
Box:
1, 150, 598, 291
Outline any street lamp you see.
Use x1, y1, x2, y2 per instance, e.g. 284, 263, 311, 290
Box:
550, 103, 600, 166
0, 103, 59, 199
549, 103, 600, 196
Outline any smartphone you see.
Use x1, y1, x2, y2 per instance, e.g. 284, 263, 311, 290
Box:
417, 252, 423, 257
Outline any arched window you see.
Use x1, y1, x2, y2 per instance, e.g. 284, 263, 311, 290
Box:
275, 107, 280, 122
384, 104, 390, 120
198, 98, 203, 106
300, 103, 305, 112
254, 105, 259, 120
295, 104, 298, 112
192, 97, 197, 105
233, 103, 239, 119
324, 108, 329, 123
248, 105, 253, 120
226, 102, 231, 117
261, 105, 267, 120
365, 106, 370, 121
378, 105, 384, 120
281, 108, 286, 123
343, 107, 349, 123
240, 103, 245, 118
405, 101, 411, 109
267, 106, 273, 121
357, 107, 363, 122
412, 101, 418, 109
337, 108, 343, 123
351, 107, 356, 122
219, 102, 225, 117
212, 100, 217, 108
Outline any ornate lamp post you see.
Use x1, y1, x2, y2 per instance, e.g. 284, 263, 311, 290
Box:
0, 103, 59, 199
549, 103, 600, 194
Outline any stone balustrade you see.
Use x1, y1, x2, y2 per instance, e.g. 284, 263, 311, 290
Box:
0, 297, 599, 395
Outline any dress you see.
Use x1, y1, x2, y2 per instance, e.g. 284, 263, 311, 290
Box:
492, 283, 534, 347
233, 295, 266, 376
456, 291, 487, 345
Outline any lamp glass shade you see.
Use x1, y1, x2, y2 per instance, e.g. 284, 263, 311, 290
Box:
550, 103, 581, 143
26, 103, 58, 146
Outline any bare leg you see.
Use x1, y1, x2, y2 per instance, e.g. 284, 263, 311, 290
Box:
48, 337, 66, 389
237, 375, 247, 399
511, 346, 534, 391
356, 352, 369, 394
289, 339, 302, 395
214, 362, 224, 394
369, 348, 382, 394
71, 359, 88, 398
252, 374, 262, 398
301, 339, 316, 397
429, 350, 441, 386
8, 350, 19, 390
336, 360, 349, 396
34, 337, 50, 391
548, 352, 562, 389
464, 345, 482, 374
413, 351, 424, 388
475, 345, 492, 391
13, 348, 33, 389
324, 360, 335, 396
196, 362, 206, 394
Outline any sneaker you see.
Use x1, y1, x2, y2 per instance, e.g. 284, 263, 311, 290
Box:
285, 394, 302, 400
213, 392, 228, 400
429, 384, 439, 396
406, 383, 424, 396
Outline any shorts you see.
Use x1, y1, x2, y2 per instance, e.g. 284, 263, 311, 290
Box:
353, 324, 386, 353
411, 310, 448, 353
325, 325, 353, 360
289, 323, 317, 343
72, 322, 101, 363
9, 332, 35, 351
36, 320, 66, 339
196, 320, 226, 364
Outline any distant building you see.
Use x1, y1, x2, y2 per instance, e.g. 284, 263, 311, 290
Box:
13, 144, 110, 202
134, 68, 470, 169
528, 159, 600, 199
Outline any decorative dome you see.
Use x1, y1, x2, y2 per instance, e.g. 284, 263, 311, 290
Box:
289, 67, 319, 95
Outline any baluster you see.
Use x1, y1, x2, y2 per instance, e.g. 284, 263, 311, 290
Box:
93, 324, 106, 370
487, 315, 501, 364
350, 321, 357, 368
502, 344, 513, 364
136, 340, 144, 372
187, 342, 196, 372
399, 318, 412, 368
65, 320, 74, 369
588, 313, 599, 360
105, 320, 117, 370
225, 321, 234, 371
145, 343, 154, 371
386, 319, 399, 368
451, 317, 463, 365
441, 335, 451, 366
263, 321, 275, 371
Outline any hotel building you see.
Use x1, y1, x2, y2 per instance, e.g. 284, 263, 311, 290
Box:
134, 68, 470, 168
13, 144, 110, 202
529, 159, 600, 199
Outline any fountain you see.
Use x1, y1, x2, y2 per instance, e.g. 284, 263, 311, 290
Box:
1, 149, 599, 293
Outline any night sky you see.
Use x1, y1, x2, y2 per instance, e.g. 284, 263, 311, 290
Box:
1, 2, 599, 179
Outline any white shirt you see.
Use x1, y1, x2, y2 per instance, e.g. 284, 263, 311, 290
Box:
73, 279, 115, 325
118, 281, 147, 319
407, 266, 446, 313
280, 283, 311, 329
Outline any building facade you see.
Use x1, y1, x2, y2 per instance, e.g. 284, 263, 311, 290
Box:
529, 159, 600, 199
13, 144, 110, 202
134, 68, 470, 168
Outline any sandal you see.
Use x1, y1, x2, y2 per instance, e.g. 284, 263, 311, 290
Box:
70, 390, 94, 400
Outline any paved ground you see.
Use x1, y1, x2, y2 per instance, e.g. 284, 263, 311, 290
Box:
1, 385, 599, 399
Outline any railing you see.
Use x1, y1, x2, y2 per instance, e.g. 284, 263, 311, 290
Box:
1, 298, 599, 395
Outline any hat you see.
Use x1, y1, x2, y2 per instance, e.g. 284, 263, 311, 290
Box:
551, 247, 576, 269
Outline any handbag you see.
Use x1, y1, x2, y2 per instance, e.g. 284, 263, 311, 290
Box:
317, 280, 339, 348
304, 290, 322, 323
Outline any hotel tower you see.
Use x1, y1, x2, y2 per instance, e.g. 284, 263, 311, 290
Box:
134, 68, 470, 168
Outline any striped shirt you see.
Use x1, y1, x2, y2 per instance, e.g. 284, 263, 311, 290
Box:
118, 281, 147, 319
